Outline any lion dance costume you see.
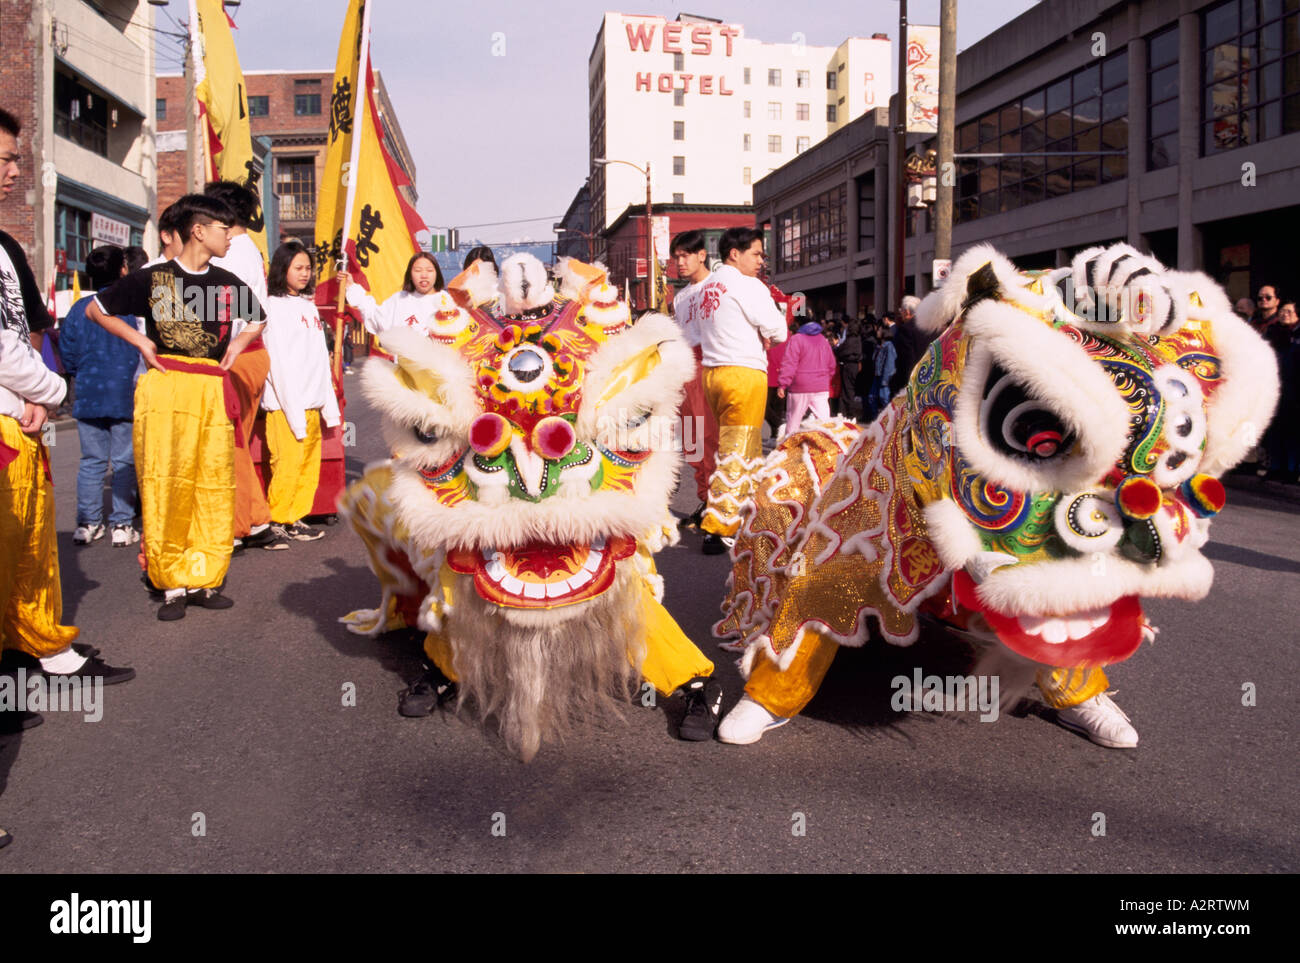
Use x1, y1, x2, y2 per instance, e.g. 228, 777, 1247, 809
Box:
341, 255, 713, 759
716, 243, 1280, 736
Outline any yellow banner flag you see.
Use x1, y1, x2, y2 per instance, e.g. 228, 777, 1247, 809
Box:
313, 0, 422, 301
192, 0, 268, 260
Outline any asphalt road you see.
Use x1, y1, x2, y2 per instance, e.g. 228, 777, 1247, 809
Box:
2, 382, 1296, 874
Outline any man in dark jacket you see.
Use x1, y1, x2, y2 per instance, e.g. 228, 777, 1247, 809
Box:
889, 294, 935, 397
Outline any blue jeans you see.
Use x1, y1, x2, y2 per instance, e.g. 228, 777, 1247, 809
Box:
76, 417, 137, 526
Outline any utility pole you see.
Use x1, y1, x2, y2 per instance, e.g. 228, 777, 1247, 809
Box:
934, 0, 957, 268
645, 160, 654, 312
893, 0, 908, 309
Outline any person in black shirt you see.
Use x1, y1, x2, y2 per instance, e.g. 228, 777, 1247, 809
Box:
88, 194, 265, 620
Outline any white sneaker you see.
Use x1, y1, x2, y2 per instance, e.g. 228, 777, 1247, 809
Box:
73, 524, 105, 545
717, 695, 791, 745
110, 524, 140, 547
1054, 691, 1139, 749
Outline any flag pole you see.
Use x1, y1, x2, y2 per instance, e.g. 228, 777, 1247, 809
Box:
334, 0, 372, 380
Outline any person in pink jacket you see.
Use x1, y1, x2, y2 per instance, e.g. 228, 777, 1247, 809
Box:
778, 321, 838, 435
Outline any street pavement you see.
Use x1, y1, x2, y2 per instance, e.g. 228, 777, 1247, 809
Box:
2, 382, 1297, 874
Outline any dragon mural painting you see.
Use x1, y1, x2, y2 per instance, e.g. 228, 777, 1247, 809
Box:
340, 254, 717, 760
714, 243, 1280, 746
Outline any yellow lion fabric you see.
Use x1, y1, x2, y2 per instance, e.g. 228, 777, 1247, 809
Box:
0, 417, 79, 658
134, 361, 235, 591
265, 408, 321, 524
701, 365, 768, 537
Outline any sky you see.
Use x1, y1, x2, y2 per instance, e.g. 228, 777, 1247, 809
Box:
155, 0, 1039, 247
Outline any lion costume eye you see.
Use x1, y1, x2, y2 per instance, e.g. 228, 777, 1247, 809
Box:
413, 424, 438, 445
1054, 492, 1124, 553
982, 365, 1076, 461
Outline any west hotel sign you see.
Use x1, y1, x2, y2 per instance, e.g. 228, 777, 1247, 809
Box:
626, 21, 737, 96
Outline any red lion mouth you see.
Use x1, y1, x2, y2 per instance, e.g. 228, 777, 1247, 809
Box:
447, 535, 637, 609
951, 570, 1145, 666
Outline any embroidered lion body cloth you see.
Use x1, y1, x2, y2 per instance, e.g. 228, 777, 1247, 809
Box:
717, 243, 1280, 673
341, 254, 699, 758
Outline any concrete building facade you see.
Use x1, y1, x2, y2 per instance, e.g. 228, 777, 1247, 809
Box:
1, 0, 158, 291
757, 0, 1300, 315
587, 12, 890, 230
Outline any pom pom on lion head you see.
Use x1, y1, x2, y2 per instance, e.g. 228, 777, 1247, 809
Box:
358, 254, 693, 627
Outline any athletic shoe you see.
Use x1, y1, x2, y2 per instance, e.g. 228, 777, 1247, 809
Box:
678, 676, 724, 741
717, 695, 791, 745
285, 521, 324, 541
261, 528, 291, 551
73, 524, 105, 545
110, 524, 140, 547
158, 595, 187, 621
398, 663, 457, 718
702, 534, 734, 556
44, 654, 136, 686
187, 589, 234, 611
1054, 691, 1138, 749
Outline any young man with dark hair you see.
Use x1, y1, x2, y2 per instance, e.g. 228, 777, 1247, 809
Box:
0, 109, 54, 353
676, 225, 787, 554
670, 230, 718, 529
87, 194, 266, 620
1, 106, 135, 739
59, 244, 143, 547
204, 180, 274, 550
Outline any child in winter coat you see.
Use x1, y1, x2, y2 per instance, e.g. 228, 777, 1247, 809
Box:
777, 320, 839, 435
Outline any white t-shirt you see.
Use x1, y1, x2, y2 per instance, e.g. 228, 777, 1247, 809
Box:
350, 288, 442, 337
211, 233, 267, 336
672, 273, 711, 349
260, 295, 342, 440
679, 264, 788, 372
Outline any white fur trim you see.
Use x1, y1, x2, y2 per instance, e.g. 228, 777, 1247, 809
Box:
976, 552, 1214, 616
577, 312, 695, 441
447, 259, 500, 308
915, 244, 1054, 335
499, 253, 555, 313
951, 301, 1132, 493
923, 499, 983, 569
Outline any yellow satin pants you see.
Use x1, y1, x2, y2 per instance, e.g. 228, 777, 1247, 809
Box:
230, 346, 271, 537
134, 362, 235, 591
744, 627, 1108, 717
423, 581, 714, 696
701, 365, 768, 537
0, 417, 78, 658
265, 408, 321, 525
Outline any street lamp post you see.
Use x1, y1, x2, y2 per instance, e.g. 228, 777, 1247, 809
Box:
594, 157, 655, 312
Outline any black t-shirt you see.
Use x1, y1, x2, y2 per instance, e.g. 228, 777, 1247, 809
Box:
96, 259, 264, 361
0, 230, 53, 334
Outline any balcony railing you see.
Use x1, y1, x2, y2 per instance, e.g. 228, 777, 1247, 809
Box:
278, 195, 316, 222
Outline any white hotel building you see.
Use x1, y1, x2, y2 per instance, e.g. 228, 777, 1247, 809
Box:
587, 12, 891, 229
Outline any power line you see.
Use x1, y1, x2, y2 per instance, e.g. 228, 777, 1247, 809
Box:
447, 215, 566, 229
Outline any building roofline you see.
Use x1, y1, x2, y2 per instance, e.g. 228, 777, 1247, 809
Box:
606, 202, 754, 234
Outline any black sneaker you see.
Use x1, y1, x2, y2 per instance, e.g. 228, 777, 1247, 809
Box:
187, 589, 233, 610
701, 534, 734, 556
678, 675, 723, 741
241, 525, 279, 550
158, 595, 187, 621
46, 654, 136, 686
398, 663, 458, 718
678, 502, 706, 531
286, 521, 324, 542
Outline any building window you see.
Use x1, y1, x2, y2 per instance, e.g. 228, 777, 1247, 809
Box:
743, 167, 752, 185
744, 67, 751, 84
55, 203, 93, 278
674, 89, 685, 107
768, 68, 782, 86
777, 184, 847, 272
1148, 25, 1179, 169
673, 52, 684, 71
673, 155, 686, 175
796, 136, 810, 153
156, 98, 166, 121
767, 101, 782, 120
1201, 0, 1300, 154
673, 192, 684, 204
796, 102, 810, 121
796, 70, 810, 88
744, 100, 751, 118
248, 95, 269, 117
743, 133, 751, 151
768, 134, 782, 152
954, 48, 1128, 224
53, 71, 108, 157
276, 157, 317, 222
294, 93, 321, 116
827, 104, 837, 122
827, 71, 837, 90
674, 120, 685, 140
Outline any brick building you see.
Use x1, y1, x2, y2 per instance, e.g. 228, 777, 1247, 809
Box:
156, 68, 417, 246
1, 0, 158, 294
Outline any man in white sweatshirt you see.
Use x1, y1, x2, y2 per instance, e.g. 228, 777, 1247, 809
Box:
0, 107, 134, 734
677, 226, 787, 554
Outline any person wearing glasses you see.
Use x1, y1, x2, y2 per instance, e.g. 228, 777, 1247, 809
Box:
87, 195, 266, 621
